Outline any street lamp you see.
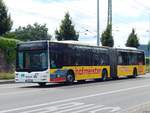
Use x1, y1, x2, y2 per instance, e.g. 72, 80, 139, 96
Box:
148, 14, 150, 73
97, 0, 100, 46
147, 31, 150, 72
146, 30, 150, 73
148, 40, 150, 73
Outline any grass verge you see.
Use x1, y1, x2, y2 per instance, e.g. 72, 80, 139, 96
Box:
146, 65, 150, 73
0, 72, 15, 80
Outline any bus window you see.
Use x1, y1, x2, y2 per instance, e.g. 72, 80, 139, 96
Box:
118, 55, 123, 65
118, 52, 128, 65
101, 53, 109, 65
63, 53, 72, 66
138, 53, 145, 65
50, 51, 58, 68
75, 52, 82, 66
17, 51, 48, 71
51, 60, 56, 68
40, 53, 48, 69
128, 53, 138, 65
93, 54, 99, 66
18, 52, 24, 69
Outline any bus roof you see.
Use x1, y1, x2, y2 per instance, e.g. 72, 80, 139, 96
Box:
50, 40, 112, 49
18, 40, 144, 52
51, 40, 96, 46
18, 40, 47, 44
115, 46, 137, 50
115, 47, 144, 53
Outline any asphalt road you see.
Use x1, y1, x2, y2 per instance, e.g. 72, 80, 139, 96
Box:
0, 74, 150, 113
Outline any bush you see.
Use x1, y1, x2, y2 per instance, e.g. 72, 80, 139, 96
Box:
145, 57, 150, 73
145, 57, 150, 65
0, 72, 15, 79
0, 37, 19, 64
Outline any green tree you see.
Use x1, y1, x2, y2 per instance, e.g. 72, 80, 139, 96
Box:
55, 12, 79, 41
0, 0, 13, 35
4, 23, 51, 41
101, 24, 114, 47
126, 28, 140, 48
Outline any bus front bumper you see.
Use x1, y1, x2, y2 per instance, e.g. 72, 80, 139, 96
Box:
15, 71, 49, 83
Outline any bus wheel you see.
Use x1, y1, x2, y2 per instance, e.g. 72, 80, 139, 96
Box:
132, 69, 138, 78
38, 83, 46, 87
66, 72, 74, 84
102, 70, 108, 81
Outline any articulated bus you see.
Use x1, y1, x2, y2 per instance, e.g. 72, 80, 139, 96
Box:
15, 40, 146, 86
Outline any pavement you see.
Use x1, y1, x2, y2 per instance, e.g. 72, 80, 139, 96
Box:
0, 74, 150, 113
0, 79, 14, 84
122, 102, 150, 113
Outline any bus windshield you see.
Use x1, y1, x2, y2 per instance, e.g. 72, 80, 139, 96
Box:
16, 50, 48, 72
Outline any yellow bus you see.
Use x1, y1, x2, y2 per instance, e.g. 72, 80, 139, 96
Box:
15, 41, 146, 86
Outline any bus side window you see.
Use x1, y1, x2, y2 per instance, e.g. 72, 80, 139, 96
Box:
51, 60, 56, 68
93, 54, 99, 66
122, 52, 128, 65
99, 56, 104, 65
50, 52, 57, 68
118, 52, 128, 65
18, 52, 24, 69
118, 55, 123, 65
62, 53, 73, 66
128, 53, 136, 65
71, 55, 76, 66
138, 53, 145, 65
102, 53, 109, 65
130, 53, 138, 65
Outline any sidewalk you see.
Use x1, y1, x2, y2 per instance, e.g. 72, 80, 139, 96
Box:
0, 79, 14, 84
121, 102, 150, 113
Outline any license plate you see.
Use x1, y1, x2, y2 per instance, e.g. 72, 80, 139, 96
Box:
25, 79, 33, 83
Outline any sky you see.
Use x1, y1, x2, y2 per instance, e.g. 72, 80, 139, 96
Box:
4, 0, 150, 47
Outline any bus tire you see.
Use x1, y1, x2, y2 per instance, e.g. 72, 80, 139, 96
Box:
102, 69, 108, 81
132, 68, 138, 78
38, 83, 46, 87
66, 71, 75, 84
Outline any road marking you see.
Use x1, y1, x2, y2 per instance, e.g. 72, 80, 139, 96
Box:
53, 104, 94, 113
1, 84, 150, 113
21, 102, 84, 113
0, 89, 47, 96
90, 107, 121, 113
19, 102, 120, 113
71, 105, 104, 113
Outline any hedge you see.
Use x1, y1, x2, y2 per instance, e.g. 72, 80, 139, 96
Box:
0, 37, 19, 64
146, 57, 150, 65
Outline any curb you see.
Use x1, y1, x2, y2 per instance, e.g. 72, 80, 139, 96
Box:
0, 79, 15, 84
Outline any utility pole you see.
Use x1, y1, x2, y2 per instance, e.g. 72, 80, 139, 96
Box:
97, 0, 100, 46
108, 0, 112, 34
147, 15, 150, 73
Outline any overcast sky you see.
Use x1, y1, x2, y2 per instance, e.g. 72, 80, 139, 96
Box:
4, 0, 150, 47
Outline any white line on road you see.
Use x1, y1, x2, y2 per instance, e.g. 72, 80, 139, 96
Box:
21, 102, 84, 113
53, 104, 94, 113
71, 105, 104, 113
1, 84, 150, 113
0, 89, 46, 96
90, 106, 121, 113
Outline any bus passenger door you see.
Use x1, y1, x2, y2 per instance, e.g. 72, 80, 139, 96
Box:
109, 49, 117, 79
